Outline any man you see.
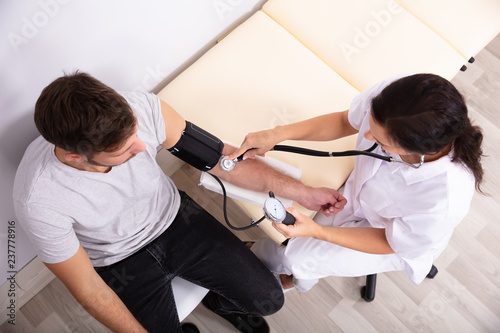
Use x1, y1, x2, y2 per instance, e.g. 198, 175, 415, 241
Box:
13, 72, 345, 333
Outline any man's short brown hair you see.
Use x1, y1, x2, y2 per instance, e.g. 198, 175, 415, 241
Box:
34, 71, 137, 157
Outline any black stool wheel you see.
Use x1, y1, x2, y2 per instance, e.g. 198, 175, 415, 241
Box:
426, 265, 438, 279
360, 265, 437, 302
361, 274, 377, 302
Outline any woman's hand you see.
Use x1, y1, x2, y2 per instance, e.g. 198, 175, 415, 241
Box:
272, 207, 323, 239
226, 129, 282, 161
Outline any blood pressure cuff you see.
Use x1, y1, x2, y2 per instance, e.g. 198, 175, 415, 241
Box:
168, 121, 224, 171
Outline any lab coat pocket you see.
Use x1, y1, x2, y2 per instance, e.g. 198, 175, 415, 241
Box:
357, 183, 401, 229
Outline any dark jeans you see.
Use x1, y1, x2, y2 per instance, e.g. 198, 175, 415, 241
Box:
95, 191, 284, 333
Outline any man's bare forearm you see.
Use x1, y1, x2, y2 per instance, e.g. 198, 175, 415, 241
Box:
209, 144, 349, 217
45, 246, 147, 333
210, 144, 310, 204
77, 277, 147, 333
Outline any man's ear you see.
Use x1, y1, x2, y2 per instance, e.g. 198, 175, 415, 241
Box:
64, 152, 86, 163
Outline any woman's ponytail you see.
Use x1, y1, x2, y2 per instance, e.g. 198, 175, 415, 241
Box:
452, 120, 485, 193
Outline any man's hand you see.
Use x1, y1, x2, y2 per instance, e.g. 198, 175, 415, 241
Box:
297, 187, 347, 216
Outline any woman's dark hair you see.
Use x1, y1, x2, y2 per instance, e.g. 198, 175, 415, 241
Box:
371, 73, 484, 192
34, 71, 137, 157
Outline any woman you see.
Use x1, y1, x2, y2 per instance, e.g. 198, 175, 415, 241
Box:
227, 74, 484, 291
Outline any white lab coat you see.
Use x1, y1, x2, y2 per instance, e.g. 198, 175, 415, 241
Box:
252, 76, 475, 292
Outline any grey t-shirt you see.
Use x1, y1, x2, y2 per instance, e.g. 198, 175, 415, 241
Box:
13, 91, 181, 266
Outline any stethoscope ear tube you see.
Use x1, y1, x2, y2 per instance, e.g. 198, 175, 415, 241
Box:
271, 143, 392, 162
208, 173, 266, 230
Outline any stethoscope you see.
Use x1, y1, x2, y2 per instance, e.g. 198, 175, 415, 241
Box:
220, 142, 425, 171
212, 142, 425, 231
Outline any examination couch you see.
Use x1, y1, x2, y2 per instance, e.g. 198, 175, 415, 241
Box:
161, 0, 500, 318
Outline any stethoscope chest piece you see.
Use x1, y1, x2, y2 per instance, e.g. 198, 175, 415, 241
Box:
219, 155, 237, 171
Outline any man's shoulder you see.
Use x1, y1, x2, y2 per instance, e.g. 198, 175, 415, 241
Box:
13, 136, 55, 203
120, 91, 159, 116
120, 91, 165, 148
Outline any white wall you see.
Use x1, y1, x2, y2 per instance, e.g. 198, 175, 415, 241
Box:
0, 0, 265, 280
